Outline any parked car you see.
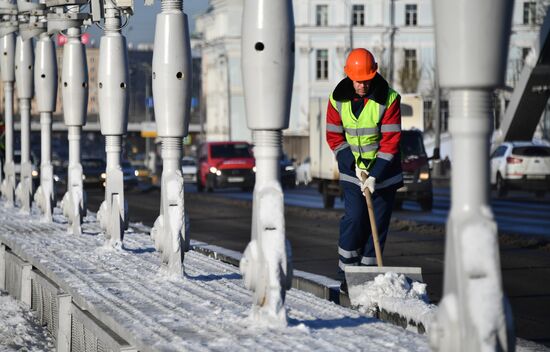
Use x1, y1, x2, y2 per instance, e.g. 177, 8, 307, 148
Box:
396, 130, 434, 210
280, 154, 296, 188
295, 157, 312, 186
490, 141, 550, 197
197, 141, 255, 192
181, 156, 197, 183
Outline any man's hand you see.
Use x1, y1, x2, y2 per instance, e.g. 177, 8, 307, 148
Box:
361, 176, 376, 194
355, 167, 376, 194
355, 166, 368, 182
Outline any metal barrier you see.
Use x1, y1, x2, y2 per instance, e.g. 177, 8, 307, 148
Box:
31, 270, 60, 337
0, 244, 136, 352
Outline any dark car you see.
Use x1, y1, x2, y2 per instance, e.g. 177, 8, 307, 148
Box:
121, 160, 139, 190
81, 158, 107, 188
396, 130, 434, 210
280, 154, 296, 188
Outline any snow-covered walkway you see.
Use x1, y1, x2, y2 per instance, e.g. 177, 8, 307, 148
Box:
0, 205, 431, 351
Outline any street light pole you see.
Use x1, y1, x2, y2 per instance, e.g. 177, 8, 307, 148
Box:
0, 0, 18, 207
14, 9, 36, 214
432, 59, 442, 177
430, 0, 515, 350
47, 3, 90, 236
240, 0, 294, 325
26, 0, 58, 222
96, 0, 132, 248
150, 0, 192, 277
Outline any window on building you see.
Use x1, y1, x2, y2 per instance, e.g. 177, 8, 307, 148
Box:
424, 100, 433, 131
404, 49, 417, 72
352, 5, 365, 26
441, 100, 449, 132
405, 4, 417, 26
316, 5, 328, 26
523, 1, 537, 25
316, 49, 328, 80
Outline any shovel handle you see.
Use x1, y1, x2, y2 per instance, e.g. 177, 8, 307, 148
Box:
364, 189, 383, 267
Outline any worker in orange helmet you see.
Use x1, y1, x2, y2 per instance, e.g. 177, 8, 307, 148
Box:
326, 48, 403, 293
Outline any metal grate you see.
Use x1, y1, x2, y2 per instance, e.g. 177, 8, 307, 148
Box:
4, 251, 23, 300
30, 271, 61, 338
71, 317, 85, 352
31, 279, 41, 313
51, 294, 58, 336
70, 305, 127, 352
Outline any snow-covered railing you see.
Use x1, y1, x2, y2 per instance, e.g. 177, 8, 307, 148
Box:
1, 245, 136, 352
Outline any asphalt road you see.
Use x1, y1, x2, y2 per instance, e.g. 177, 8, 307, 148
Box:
86, 184, 550, 346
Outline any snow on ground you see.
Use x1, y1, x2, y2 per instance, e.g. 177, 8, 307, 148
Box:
0, 291, 55, 352
0, 204, 431, 352
1, 204, 547, 351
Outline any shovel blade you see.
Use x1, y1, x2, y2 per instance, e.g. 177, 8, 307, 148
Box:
344, 266, 424, 306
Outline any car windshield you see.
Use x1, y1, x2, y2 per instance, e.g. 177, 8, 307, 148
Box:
182, 159, 196, 166
512, 146, 550, 157
400, 132, 426, 158
211, 144, 252, 158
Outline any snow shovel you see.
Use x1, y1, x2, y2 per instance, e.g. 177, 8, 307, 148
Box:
344, 186, 423, 305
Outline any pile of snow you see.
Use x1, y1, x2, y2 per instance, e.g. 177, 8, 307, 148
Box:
348, 272, 436, 331
0, 291, 55, 352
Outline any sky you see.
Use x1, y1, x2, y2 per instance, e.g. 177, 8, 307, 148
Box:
86, 1, 210, 46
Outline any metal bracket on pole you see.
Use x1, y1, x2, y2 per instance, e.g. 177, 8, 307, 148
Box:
150, 0, 191, 277
239, 1, 294, 325
0, 1, 18, 207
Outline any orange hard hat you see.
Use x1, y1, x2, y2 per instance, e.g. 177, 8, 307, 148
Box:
344, 48, 378, 81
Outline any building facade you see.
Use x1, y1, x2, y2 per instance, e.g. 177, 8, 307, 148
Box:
182, 0, 550, 158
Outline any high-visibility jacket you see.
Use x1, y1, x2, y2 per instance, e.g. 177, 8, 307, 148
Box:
329, 88, 399, 170
326, 74, 403, 190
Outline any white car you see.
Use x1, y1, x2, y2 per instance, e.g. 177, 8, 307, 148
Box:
490, 141, 550, 197
181, 157, 197, 183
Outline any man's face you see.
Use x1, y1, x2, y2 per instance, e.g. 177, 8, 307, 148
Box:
353, 80, 372, 97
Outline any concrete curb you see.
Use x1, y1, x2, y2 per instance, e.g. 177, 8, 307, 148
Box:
190, 240, 432, 334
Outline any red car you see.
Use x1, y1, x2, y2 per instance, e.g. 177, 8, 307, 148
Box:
196, 141, 255, 192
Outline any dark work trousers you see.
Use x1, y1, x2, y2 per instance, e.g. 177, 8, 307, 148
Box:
337, 179, 396, 280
